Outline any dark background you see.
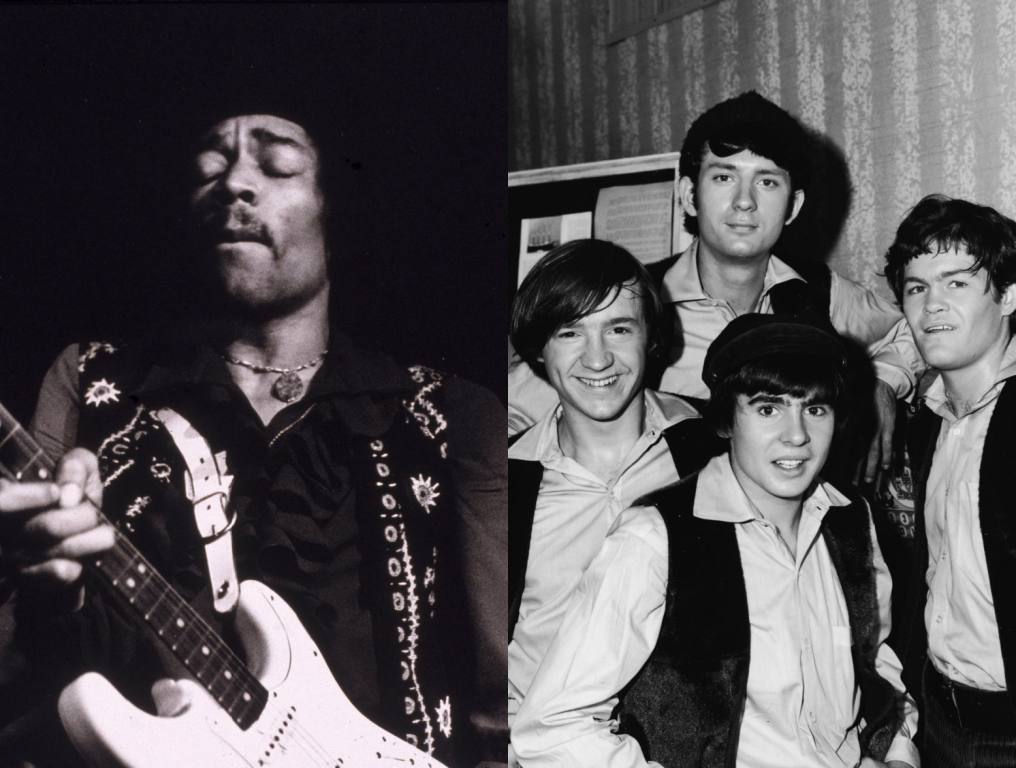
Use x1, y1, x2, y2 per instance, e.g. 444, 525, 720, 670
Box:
0, 3, 507, 425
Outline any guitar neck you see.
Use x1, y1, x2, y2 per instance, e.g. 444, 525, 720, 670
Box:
0, 403, 268, 730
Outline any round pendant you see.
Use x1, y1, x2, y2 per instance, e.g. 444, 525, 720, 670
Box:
271, 371, 304, 404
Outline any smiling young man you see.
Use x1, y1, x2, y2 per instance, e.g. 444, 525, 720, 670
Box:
884, 194, 1016, 766
508, 91, 924, 483
507, 240, 718, 767
512, 313, 919, 768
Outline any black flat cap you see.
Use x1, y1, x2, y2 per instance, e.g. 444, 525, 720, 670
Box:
703, 313, 848, 391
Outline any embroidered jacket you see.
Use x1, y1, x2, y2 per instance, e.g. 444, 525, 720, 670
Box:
17, 336, 508, 767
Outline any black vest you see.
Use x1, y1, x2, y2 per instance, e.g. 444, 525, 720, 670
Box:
900, 377, 1016, 710
508, 417, 726, 640
618, 476, 903, 767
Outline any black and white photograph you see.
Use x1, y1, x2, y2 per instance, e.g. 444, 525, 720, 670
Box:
509, 2, 1016, 766
0, 4, 507, 767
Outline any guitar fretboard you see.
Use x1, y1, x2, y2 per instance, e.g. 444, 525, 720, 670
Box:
0, 403, 269, 730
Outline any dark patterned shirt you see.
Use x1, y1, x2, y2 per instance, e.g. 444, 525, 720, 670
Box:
21, 331, 507, 767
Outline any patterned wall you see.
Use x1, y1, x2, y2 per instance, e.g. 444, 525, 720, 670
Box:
509, 0, 1016, 294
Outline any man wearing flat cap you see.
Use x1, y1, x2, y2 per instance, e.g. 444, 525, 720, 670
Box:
512, 313, 919, 768
0, 105, 507, 767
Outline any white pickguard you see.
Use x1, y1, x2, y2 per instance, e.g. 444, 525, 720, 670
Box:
57, 580, 448, 768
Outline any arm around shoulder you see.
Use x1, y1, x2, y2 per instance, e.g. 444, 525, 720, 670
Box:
828, 273, 925, 399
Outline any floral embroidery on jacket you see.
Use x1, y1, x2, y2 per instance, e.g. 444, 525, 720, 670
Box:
84, 378, 122, 407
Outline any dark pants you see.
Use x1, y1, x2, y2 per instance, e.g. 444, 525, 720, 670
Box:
924, 664, 1016, 768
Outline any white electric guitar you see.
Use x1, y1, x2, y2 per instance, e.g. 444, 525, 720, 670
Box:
0, 403, 449, 768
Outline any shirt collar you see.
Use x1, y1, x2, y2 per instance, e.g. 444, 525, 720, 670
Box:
660, 240, 805, 305
507, 389, 699, 463
923, 334, 1016, 420
693, 453, 850, 525
131, 329, 413, 399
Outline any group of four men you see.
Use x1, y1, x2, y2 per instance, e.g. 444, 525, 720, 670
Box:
509, 92, 1016, 767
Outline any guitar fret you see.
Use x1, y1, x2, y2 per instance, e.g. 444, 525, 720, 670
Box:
210, 660, 245, 700
140, 579, 170, 621
104, 542, 269, 728
169, 616, 214, 664
0, 402, 272, 732
223, 678, 265, 729
0, 423, 52, 482
104, 552, 139, 588
15, 448, 49, 481
0, 422, 21, 447
118, 562, 155, 604
184, 632, 216, 674
158, 609, 190, 644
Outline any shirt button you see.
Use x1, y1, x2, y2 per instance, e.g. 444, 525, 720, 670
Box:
809, 711, 817, 724
936, 614, 944, 624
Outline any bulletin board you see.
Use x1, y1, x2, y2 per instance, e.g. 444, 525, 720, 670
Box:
508, 152, 690, 306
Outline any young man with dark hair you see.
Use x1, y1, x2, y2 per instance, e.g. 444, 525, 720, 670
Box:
507, 239, 716, 767
884, 194, 1016, 766
509, 91, 924, 483
512, 313, 918, 768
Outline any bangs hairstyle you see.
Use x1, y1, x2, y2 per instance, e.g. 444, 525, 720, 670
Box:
706, 353, 849, 436
678, 91, 810, 236
510, 239, 667, 377
884, 194, 1016, 305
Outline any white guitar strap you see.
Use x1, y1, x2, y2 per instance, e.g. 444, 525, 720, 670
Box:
154, 407, 240, 614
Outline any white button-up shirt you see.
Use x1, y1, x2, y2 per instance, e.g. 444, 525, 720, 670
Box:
922, 336, 1016, 691
512, 454, 919, 768
507, 391, 700, 737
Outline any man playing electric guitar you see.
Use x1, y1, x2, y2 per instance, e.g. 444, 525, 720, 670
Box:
0, 100, 507, 767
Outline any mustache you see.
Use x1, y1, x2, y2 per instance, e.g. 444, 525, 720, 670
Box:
196, 206, 273, 247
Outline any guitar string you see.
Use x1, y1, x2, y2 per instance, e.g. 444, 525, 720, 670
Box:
0, 409, 263, 716
102, 552, 351, 767
101, 539, 268, 718
100, 522, 423, 766
101, 554, 344, 762
1, 409, 438, 766
254, 683, 443, 767
270, 699, 422, 767
103, 542, 372, 766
